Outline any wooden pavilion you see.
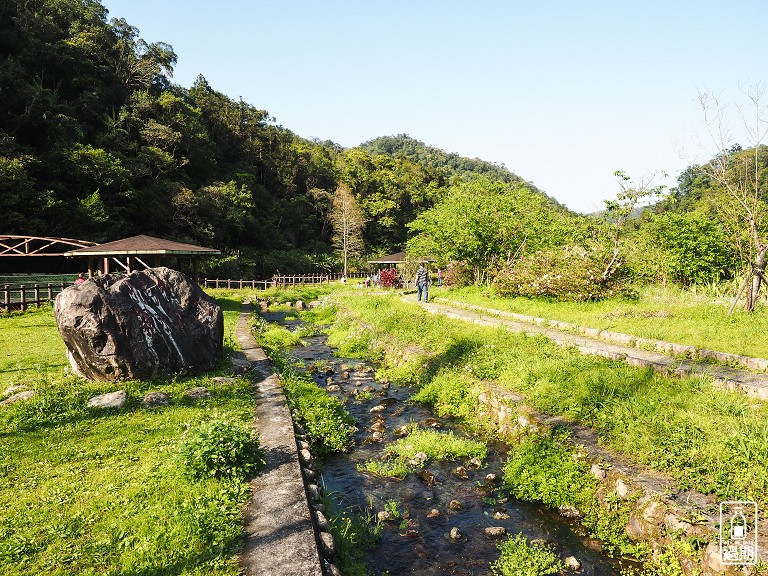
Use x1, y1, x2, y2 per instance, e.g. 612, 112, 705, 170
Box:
367, 252, 433, 269
64, 235, 220, 282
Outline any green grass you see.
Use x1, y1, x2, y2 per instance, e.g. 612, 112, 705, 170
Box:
441, 284, 768, 359
502, 429, 642, 557
0, 303, 68, 390
490, 533, 564, 576
250, 314, 356, 457
330, 291, 768, 508
384, 429, 486, 463
0, 294, 255, 576
206, 284, 334, 308
360, 428, 486, 480
326, 501, 381, 576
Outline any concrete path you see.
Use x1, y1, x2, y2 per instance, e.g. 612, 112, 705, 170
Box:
235, 303, 323, 576
412, 297, 768, 400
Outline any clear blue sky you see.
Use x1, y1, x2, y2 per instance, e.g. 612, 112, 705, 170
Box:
102, 0, 767, 213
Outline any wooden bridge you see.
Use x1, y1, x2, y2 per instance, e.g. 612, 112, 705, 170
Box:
0, 235, 97, 257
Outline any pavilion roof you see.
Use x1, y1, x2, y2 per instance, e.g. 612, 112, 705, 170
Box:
63, 235, 220, 257
367, 251, 433, 264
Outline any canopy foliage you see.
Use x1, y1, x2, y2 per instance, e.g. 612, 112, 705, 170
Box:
2, 0, 760, 298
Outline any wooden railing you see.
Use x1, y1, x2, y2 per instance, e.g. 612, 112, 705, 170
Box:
204, 274, 328, 290
203, 273, 367, 291
2, 283, 68, 312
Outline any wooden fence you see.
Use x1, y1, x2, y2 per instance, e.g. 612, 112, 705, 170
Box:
203, 272, 367, 291
2, 273, 370, 310
2, 283, 68, 312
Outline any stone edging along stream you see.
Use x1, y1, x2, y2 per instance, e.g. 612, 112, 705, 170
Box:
434, 298, 768, 372
334, 297, 764, 576
427, 297, 768, 401
235, 302, 338, 576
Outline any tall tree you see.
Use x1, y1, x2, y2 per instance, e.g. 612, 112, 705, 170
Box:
329, 183, 365, 277
407, 178, 576, 284
602, 170, 666, 281
698, 85, 768, 312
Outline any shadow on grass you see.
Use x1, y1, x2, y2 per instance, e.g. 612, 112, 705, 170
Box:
420, 337, 483, 382
116, 544, 245, 576
0, 369, 253, 437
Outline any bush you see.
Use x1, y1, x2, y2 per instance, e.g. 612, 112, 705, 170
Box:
493, 245, 624, 301
502, 430, 642, 557
178, 417, 264, 480
502, 430, 594, 509
442, 260, 474, 287
379, 268, 400, 288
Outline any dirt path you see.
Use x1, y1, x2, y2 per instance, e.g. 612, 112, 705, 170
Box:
411, 296, 768, 401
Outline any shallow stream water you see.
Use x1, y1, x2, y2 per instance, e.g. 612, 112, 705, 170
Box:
266, 311, 629, 575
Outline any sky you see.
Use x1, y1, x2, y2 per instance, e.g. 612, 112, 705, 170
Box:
101, 0, 768, 213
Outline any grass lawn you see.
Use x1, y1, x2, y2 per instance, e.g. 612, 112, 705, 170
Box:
439, 284, 768, 359
0, 292, 254, 576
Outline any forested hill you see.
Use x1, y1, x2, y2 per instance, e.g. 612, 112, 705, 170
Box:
360, 134, 568, 210
0, 0, 570, 278
361, 134, 521, 183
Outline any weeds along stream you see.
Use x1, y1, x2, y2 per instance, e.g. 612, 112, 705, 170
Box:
259, 310, 634, 576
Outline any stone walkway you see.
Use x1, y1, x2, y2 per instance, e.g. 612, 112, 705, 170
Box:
235, 303, 323, 576
413, 296, 768, 400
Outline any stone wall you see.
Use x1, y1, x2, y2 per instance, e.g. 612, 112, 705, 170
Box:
475, 384, 747, 576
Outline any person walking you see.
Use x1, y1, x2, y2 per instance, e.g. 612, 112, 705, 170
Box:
416, 262, 429, 302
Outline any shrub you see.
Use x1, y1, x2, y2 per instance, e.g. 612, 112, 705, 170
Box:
442, 260, 474, 287
502, 430, 642, 556
502, 430, 594, 509
178, 417, 264, 480
379, 268, 400, 287
493, 245, 624, 301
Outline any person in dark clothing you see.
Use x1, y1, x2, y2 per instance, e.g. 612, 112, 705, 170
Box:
416, 263, 429, 302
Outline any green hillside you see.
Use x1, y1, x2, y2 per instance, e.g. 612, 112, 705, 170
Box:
0, 0, 571, 279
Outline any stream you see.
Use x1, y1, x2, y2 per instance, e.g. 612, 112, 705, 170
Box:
265, 311, 630, 575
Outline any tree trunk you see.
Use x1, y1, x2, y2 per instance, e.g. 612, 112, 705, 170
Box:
729, 270, 752, 315
744, 246, 767, 312
744, 272, 755, 312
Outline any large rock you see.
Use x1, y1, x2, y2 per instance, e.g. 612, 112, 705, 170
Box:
54, 267, 223, 381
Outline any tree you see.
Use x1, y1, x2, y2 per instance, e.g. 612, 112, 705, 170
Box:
698, 85, 768, 312
407, 179, 576, 284
602, 170, 666, 281
637, 212, 736, 286
329, 183, 365, 277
